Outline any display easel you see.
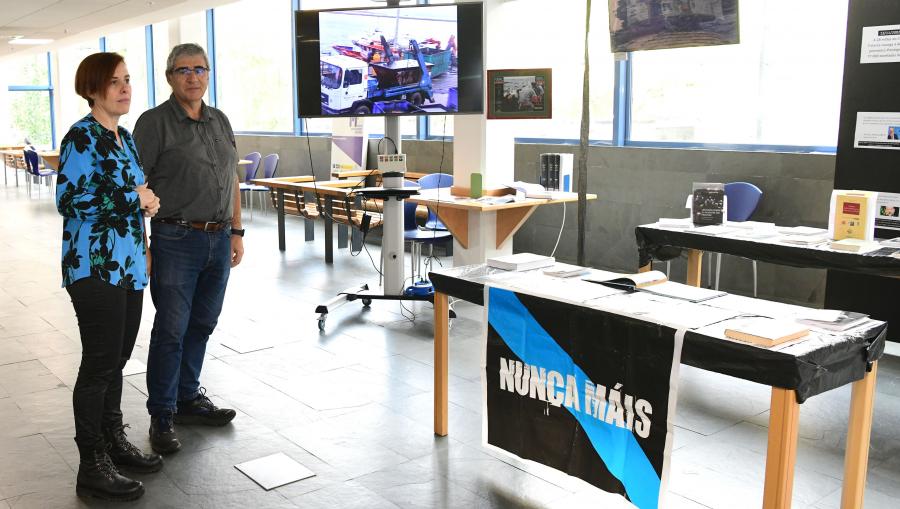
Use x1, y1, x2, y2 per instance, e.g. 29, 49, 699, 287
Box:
314, 116, 454, 331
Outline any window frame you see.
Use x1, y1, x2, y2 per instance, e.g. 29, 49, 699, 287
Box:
6, 52, 56, 148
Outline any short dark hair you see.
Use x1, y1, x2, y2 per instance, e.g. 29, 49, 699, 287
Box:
74, 52, 125, 107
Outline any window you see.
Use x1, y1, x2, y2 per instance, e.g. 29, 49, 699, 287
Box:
152, 12, 209, 105
428, 0, 614, 141
214, 0, 294, 132
630, 0, 848, 147
56, 41, 101, 141
105, 26, 149, 131
3, 53, 53, 146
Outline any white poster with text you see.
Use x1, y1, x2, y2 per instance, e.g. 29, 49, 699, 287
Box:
854, 112, 900, 150
861, 25, 900, 64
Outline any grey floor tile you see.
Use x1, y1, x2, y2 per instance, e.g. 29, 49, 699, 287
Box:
0, 435, 74, 500
673, 365, 772, 436
13, 386, 73, 434
286, 481, 400, 509
355, 459, 490, 509
0, 360, 66, 395
0, 339, 37, 367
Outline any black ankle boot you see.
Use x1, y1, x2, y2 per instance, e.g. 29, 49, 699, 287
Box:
104, 424, 163, 473
76, 446, 145, 501
149, 412, 181, 454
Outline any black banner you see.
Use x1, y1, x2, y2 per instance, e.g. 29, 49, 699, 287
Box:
484, 286, 682, 509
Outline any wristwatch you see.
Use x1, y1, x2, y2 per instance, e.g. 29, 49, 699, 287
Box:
230, 228, 245, 237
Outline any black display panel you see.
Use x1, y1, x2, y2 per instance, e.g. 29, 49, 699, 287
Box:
296, 2, 483, 118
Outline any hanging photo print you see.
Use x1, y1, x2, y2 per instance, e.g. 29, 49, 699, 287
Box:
608, 0, 739, 53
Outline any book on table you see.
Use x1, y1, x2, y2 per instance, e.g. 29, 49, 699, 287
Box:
486, 252, 555, 271
795, 309, 869, 332
543, 262, 591, 278
724, 318, 810, 347
828, 238, 881, 253
583, 270, 726, 302
691, 183, 725, 225
504, 181, 551, 199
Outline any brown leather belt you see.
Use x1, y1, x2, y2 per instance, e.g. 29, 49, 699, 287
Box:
153, 218, 230, 232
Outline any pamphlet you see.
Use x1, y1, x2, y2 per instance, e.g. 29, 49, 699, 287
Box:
486, 252, 555, 271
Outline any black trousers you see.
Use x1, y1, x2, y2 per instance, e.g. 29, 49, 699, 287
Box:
66, 277, 143, 454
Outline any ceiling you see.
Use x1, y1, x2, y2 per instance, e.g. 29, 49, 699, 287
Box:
0, 0, 237, 61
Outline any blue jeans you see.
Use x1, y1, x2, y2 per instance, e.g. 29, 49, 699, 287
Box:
146, 222, 231, 416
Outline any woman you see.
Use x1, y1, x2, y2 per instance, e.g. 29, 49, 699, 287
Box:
56, 52, 162, 502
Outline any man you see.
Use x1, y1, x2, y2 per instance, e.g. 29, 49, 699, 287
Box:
133, 43, 244, 454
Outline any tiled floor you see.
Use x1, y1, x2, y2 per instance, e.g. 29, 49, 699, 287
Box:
1, 177, 899, 508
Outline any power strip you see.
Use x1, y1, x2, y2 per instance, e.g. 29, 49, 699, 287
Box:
377, 153, 407, 173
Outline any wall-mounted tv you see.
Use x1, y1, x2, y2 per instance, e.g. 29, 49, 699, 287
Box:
295, 2, 484, 118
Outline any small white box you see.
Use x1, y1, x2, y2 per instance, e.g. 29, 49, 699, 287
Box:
377, 153, 407, 173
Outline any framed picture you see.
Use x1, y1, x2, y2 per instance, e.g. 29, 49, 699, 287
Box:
487, 68, 552, 120
608, 0, 739, 53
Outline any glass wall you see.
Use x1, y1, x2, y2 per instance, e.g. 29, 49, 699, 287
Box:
630, 0, 848, 147
152, 12, 209, 105
105, 26, 150, 131
2, 53, 53, 146
56, 41, 101, 139
214, 0, 294, 132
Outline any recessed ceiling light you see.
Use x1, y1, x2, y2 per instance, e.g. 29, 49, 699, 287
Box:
8, 37, 54, 45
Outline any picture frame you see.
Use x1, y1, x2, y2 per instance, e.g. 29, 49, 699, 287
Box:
486, 68, 552, 120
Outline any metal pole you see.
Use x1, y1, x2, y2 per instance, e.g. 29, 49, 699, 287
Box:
577, 0, 591, 266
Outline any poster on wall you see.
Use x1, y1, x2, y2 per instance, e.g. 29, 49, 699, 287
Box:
486, 68, 552, 120
608, 0, 739, 53
853, 112, 900, 150
483, 286, 683, 509
860, 25, 900, 64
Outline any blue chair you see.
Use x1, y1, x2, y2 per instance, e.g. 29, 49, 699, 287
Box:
249, 154, 279, 219
715, 182, 763, 296
416, 172, 452, 230
23, 148, 56, 198
238, 152, 262, 217
404, 179, 451, 281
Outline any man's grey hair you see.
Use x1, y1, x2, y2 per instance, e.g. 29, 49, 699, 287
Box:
166, 43, 209, 73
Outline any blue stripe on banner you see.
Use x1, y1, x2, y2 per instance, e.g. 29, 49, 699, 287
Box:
488, 287, 661, 509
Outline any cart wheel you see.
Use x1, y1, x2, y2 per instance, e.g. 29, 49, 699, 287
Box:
409, 92, 424, 106
317, 314, 327, 331
362, 298, 372, 307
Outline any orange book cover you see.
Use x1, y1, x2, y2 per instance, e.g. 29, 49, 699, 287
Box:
834, 193, 869, 240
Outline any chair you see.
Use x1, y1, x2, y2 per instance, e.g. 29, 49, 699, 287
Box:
237, 152, 262, 218
250, 154, 279, 216
23, 149, 56, 198
416, 172, 452, 230
403, 180, 451, 282
715, 182, 763, 296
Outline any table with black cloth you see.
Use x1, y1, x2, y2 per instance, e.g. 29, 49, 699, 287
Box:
429, 263, 885, 509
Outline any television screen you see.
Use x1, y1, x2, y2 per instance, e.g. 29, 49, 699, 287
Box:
295, 2, 483, 118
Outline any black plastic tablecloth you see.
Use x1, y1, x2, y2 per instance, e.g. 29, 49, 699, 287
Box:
636, 225, 900, 277
430, 264, 886, 403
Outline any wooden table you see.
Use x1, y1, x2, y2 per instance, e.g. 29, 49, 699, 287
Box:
635, 223, 886, 508
429, 264, 884, 509
250, 177, 373, 262
40, 151, 59, 171
408, 190, 597, 249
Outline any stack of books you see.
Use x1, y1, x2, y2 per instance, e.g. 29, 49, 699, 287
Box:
539, 153, 574, 192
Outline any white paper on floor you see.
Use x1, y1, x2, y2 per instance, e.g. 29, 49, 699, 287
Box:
122, 359, 146, 376
234, 452, 315, 490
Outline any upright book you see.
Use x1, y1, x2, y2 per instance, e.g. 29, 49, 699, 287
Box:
692, 182, 725, 225
828, 189, 878, 241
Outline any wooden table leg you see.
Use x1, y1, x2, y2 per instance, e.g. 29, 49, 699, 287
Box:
841, 362, 879, 509
277, 189, 286, 251
434, 291, 449, 437
325, 197, 334, 264
763, 388, 800, 509
686, 249, 703, 288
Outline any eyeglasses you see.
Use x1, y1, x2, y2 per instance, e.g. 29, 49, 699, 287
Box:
171, 66, 209, 77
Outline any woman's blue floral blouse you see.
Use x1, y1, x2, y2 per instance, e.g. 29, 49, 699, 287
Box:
56, 114, 147, 290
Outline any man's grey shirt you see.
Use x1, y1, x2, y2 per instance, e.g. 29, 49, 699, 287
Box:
133, 96, 237, 223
